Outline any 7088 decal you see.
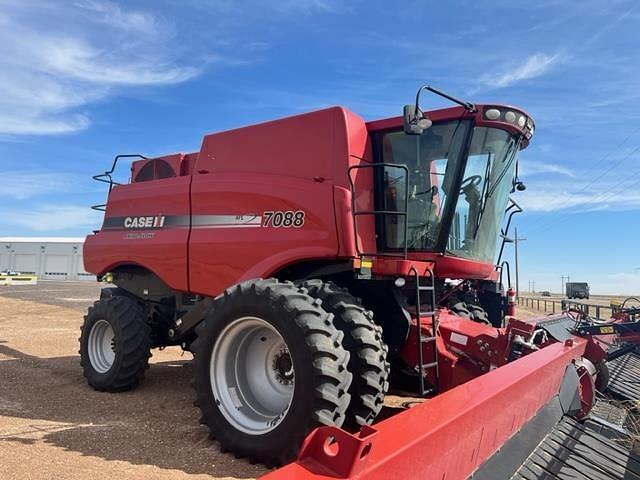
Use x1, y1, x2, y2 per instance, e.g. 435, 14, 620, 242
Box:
262, 210, 305, 228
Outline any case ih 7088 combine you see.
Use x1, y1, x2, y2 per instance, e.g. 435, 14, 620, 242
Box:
81, 86, 640, 479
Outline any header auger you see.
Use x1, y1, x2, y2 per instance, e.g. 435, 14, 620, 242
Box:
81, 86, 640, 478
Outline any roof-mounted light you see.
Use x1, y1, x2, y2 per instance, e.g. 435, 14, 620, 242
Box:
483, 106, 535, 139
485, 108, 501, 120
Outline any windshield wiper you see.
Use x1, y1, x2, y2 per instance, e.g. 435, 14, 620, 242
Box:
473, 155, 493, 228
473, 137, 520, 236
485, 137, 520, 200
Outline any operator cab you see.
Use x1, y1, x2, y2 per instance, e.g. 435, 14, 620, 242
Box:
367, 87, 534, 270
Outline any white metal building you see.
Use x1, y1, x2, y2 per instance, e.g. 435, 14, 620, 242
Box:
0, 237, 93, 281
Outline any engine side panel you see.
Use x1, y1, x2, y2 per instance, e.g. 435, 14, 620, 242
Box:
188, 172, 339, 297
83, 176, 191, 291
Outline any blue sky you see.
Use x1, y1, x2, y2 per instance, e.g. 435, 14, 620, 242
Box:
0, 0, 639, 294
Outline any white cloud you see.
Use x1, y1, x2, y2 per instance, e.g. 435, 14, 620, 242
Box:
0, 172, 90, 199
39, 37, 199, 86
181, 0, 347, 15
592, 272, 640, 296
484, 53, 560, 88
1, 204, 101, 232
0, 1, 201, 136
271, 0, 343, 13
517, 178, 640, 212
520, 161, 575, 178
73, 0, 159, 35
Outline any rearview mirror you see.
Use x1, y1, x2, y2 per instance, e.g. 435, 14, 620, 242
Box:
403, 105, 432, 135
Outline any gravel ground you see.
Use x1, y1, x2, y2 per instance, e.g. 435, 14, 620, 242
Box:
0, 280, 103, 311
0, 281, 424, 480
0, 282, 267, 480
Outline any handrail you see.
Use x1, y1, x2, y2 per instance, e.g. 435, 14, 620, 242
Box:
91, 154, 147, 211
496, 197, 523, 266
498, 260, 512, 289
347, 162, 410, 259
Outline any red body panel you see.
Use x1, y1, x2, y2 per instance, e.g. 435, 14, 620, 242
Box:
84, 176, 191, 291
399, 310, 542, 391
189, 173, 339, 296
188, 107, 370, 296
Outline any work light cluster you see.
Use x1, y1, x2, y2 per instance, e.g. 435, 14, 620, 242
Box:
484, 107, 535, 139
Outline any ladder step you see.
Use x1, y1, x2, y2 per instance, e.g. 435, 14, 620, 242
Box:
421, 387, 438, 396
420, 336, 436, 343
421, 362, 438, 369
417, 286, 435, 291
417, 311, 436, 317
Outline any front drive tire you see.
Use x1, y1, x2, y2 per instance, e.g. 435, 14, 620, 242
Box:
79, 295, 152, 392
301, 280, 390, 428
192, 279, 352, 466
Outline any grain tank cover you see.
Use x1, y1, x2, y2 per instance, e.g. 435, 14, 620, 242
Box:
195, 107, 368, 186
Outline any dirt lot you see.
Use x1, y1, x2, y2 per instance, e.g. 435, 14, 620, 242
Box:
0, 281, 267, 480
0, 281, 421, 480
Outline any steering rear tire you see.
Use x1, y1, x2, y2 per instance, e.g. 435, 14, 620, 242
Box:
79, 295, 152, 392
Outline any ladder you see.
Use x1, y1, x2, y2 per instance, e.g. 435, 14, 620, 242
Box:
410, 266, 439, 396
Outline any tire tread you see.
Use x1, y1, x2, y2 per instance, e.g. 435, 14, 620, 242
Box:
301, 280, 390, 428
79, 295, 151, 392
192, 278, 351, 466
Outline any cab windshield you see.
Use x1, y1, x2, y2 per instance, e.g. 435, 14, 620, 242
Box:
379, 120, 520, 262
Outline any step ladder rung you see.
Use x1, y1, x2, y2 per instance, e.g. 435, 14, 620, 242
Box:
412, 267, 439, 397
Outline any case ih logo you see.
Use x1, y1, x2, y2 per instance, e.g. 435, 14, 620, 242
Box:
124, 215, 166, 229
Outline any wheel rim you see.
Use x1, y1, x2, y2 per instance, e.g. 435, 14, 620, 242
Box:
88, 319, 116, 373
210, 316, 294, 435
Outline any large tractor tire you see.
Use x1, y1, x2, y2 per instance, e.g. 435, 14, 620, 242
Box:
192, 279, 352, 466
467, 304, 490, 325
449, 301, 472, 319
79, 295, 152, 392
301, 280, 390, 428
449, 299, 490, 325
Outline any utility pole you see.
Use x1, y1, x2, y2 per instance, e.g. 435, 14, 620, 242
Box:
514, 228, 526, 299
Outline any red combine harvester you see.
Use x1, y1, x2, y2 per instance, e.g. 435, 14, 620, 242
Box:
82, 86, 639, 479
